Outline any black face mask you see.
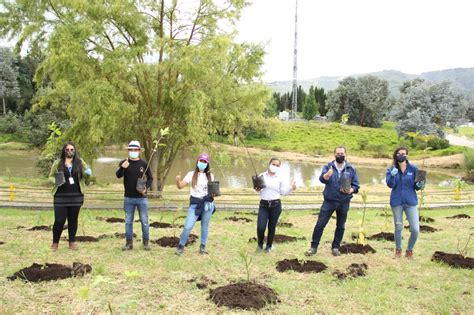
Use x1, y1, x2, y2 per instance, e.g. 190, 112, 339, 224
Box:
66, 151, 75, 158
335, 155, 345, 163
396, 155, 407, 163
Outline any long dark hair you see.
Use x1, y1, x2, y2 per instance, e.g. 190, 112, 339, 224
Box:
192, 162, 212, 188
59, 141, 83, 178
392, 146, 409, 169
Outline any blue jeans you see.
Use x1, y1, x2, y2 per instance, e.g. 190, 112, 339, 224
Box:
257, 199, 282, 248
124, 197, 149, 241
310, 200, 350, 249
392, 205, 419, 251
179, 202, 214, 246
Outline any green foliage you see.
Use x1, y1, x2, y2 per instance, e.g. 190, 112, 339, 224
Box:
464, 148, 474, 172
302, 91, 318, 121
239, 249, 253, 283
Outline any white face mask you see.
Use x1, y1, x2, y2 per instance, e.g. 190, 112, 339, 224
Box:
128, 151, 139, 159
269, 165, 280, 174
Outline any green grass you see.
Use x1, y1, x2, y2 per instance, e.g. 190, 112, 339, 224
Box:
458, 126, 474, 141
0, 207, 473, 313
245, 121, 464, 158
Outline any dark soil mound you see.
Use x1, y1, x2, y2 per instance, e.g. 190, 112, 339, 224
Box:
446, 214, 471, 219
16, 226, 25, 229
209, 282, 279, 310
276, 222, 294, 227
149, 222, 173, 228
276, 258, 327, 273
0, 241, 5, 245
405, 225, 438, 233
73, 236, 99, 242
339, 243, 376, 254
27, 225, 50, 231
225, 216, 253, 223
7, 262, 92, 282
105, 217, 125, 223
188, 276, 217, 289
419, 216, 435, 223
248, 234, 305, 243
234, 211, 258, 216
151, 234, 198, 247
111, 232, 137, 239
432, 251, 474, 269
378, 212, 392, 217
367, 232, 394, 242
333, 263, 368, 280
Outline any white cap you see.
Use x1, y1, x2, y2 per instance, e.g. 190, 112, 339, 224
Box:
126, 140, 141, 150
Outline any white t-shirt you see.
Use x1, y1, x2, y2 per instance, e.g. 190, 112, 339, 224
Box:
183, 171, 215, 198
258, 171, 293, 201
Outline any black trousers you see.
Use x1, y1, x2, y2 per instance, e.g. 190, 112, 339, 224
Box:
52, 205, 81, 243
257, 199, 282, 248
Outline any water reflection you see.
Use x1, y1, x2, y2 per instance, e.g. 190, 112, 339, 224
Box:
0, 148, 461, 188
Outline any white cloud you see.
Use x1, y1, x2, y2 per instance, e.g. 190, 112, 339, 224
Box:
236, 0, 474, 81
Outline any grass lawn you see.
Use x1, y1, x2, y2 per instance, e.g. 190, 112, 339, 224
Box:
245, 121, 464, 158
0, 206, 473, 313
458, 127, 474, 141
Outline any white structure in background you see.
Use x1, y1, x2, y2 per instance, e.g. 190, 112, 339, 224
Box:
279, 111, 289, 121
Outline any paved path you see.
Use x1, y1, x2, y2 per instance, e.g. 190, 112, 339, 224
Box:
446, 134, 474, 148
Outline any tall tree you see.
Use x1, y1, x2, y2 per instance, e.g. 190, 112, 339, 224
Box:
326, 75, 389, 127
393, 79, 468, 137
302, 89, 318, 121
1, 0, 268, 191
0, 47, 20, 115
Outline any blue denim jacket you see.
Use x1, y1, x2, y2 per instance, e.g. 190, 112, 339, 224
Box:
386, 161, 420, 207
319, 161, 360, 203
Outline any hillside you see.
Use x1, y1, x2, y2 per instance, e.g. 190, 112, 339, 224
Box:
268, 67, 474, 97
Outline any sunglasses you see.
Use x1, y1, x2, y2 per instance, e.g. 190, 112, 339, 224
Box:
65, 148, 75, 152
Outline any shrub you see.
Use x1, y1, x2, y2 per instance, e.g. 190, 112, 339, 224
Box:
427, 137, 450, 150
463, 148, 474, 172
357, 139, 369, 150
0, 112, 23, 134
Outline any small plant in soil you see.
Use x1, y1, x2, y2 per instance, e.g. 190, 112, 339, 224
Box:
457, 233, 473, 258
356, 190, 369, 245
239, 249, 253, 283
453, 179, 465, 201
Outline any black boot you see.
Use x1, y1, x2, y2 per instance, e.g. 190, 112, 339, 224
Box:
122, 239, 133, 251
199, 244, 208, 255
175, 244, 184, 256
143, 240, 150, 251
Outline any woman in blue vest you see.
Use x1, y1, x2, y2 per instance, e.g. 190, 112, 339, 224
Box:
386, 147, 425, 259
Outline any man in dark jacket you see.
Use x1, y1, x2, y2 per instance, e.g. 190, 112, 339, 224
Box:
306, 146, 360, 256
116, 140, 153, 251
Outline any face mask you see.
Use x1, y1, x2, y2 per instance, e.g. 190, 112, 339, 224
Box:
269, 165, 280, 174
335, 155, 345, 163
128, 151, 139, 159
66, 151, 74, 158
396, 155, 407, 163
197, 162, 208, 170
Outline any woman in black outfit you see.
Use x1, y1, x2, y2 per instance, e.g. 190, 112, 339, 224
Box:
49, 141, 91, 250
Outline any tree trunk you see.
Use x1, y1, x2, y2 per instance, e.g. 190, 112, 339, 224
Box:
2, 97, 5, 115
150, 154, 158, 191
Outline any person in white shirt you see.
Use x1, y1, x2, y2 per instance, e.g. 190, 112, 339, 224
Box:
174, 153, 217, 256
255, 157, 296, 253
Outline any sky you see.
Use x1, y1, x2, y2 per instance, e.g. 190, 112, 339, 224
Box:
235, 0, 474, 82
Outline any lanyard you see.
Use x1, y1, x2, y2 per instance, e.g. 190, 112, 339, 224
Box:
67, 165, 73, 178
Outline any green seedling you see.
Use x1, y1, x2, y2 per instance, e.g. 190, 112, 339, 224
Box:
239, 249, 254, 283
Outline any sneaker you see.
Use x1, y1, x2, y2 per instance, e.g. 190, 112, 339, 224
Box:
51, 243, 59, 251
143, 240, 151, 251
265, 246, 273, 253
256, 245, 264, 253
331, 248, 341, 256
199, 244, 208, 255
395, 248, 402, 258
405, 250, 413, 259
305, 247, 317, 256
69, 242, 78, 250
175, 244, 184, 256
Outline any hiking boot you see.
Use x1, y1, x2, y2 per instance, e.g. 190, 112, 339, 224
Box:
265, 246, 273, 253
199, 244, 208, 255
69, 242, 78, 250
51, 243, 59, 251
332, 248, 341, 256
405, 250, 413, 259
305, 247, 317, 256
175, 244, 184, 256
256, 245, 264, 253
122, 239, 133, 251
143, 240, 151, 251
395, 248, 402, 258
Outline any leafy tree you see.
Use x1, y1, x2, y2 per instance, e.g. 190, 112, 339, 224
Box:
326, 75, 389, 127
302, 87, 318, 120
0, 47, 20, 115
1, 0, 268, 191
393, 79, 468, 137
313, 85, 327, 116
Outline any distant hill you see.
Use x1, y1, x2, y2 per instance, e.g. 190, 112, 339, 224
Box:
268, 68, 474, 97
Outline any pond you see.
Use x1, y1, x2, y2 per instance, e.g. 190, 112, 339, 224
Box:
0, 148, 461, 188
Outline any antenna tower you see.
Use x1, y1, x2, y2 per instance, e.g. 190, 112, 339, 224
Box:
291, 0, 298, 120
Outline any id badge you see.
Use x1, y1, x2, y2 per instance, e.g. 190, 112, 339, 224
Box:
69, 177, 75, 185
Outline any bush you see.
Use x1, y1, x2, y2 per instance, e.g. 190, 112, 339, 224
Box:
0, 112, 23, 134
357, 139, 369, 150
463, 148, 474, 172
427, 137, 450, 150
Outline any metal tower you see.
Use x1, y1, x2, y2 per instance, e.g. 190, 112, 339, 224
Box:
291, 0, 298, 120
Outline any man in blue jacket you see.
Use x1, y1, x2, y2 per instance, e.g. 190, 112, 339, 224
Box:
306, 146, 360, 256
